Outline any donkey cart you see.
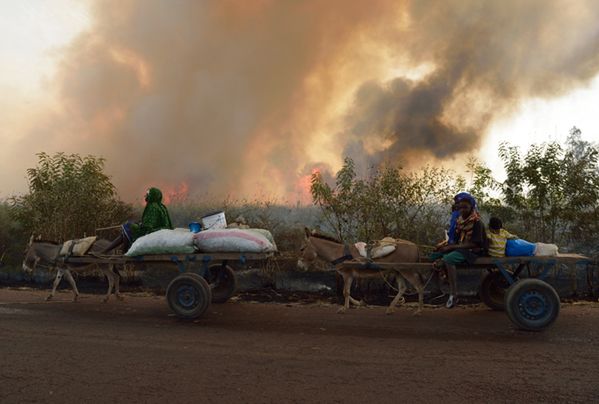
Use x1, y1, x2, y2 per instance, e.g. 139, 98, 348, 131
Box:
342, 253, 592, 331
62, 252, 274, 319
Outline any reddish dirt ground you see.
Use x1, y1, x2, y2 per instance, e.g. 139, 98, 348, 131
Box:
1, 288, 598, 403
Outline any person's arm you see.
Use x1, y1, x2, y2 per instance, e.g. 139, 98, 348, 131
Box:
439, 241, 478, 252
504, 230, 518, 239
447, 211, 460, 245
441, 221, 484, 252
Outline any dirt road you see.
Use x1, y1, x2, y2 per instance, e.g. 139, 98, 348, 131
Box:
1, 288, 598, 403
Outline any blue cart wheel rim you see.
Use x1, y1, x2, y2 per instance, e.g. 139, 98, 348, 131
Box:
517, 289, 550, 321
176, 284, 201, 309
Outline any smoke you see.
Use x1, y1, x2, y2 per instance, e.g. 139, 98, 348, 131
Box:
342, 0, 599, 169
5, 0, 599, 202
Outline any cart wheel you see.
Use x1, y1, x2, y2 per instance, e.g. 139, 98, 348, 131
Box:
505, 279, 560, 331
206, 264, 237, 304
480, 271, 510, 311
166, 273, 212, 319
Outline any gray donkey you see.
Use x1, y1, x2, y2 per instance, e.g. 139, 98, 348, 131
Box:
22, 236, 123, 302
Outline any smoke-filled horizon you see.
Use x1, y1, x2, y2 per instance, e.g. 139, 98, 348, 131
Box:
3, 0, 599, 203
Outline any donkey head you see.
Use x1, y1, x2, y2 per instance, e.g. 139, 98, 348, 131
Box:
297, 228, 318, 270
22, 236, 59, 274
22, 235, 39, 274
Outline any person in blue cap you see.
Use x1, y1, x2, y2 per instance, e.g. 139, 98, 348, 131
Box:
429, 192, 481, 307
431, 196, 486, 308
448, 192, 477, 245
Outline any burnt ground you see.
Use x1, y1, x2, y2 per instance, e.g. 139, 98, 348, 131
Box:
1, 288, 598, 403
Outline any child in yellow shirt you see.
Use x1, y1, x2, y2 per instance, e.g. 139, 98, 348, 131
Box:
488, 217, 517, 257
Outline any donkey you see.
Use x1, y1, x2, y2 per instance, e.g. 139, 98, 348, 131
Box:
298, 229, 428, 315
22, 236, 123, 303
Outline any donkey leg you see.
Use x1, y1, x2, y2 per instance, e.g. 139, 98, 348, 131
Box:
414, 285, 424, 316
349, 296, 366, 307
113, 265, 124, 301
348, 278, 366, 307
63, 270, 80, 302
404, 273, 425, 316
46, 269, 64, 301
102, 266, 115, 303
386, 276, 407, 315
337, 273, 353, 314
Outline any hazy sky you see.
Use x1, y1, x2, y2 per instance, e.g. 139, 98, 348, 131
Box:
1, 0, 598, 203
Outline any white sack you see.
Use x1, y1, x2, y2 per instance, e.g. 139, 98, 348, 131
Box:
534, 242, 559, 256
355, 242, 368, 258
371, 244, 396, 259
60, 236, 97, 257
354, 241, 396, 259
125, 229, 195, 257
247, 228, 277, 250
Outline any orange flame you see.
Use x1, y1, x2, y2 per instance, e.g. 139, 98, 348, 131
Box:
294, 167, 321, 205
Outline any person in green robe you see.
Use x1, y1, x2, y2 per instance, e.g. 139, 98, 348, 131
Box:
102, 187, 173, 253
129, 187, 173, 239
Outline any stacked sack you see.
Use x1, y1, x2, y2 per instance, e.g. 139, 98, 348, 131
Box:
125, 229, 196, 257
193, 228, 277, 253
124, 220, 277, 256
355, 237, 397, 259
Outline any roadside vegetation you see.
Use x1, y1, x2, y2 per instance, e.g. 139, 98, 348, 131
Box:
1, 127, 598, 275
311, 127, 599, 255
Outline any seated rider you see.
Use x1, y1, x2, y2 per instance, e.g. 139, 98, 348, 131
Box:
447, 192, 476, 245
102, 187, 173, 253
431, 197, 487, 308
487, 217, 517, 258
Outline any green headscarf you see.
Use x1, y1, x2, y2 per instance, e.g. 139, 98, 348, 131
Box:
132, 187, 173, 239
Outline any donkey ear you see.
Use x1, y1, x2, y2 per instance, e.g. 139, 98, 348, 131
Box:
36, 234, 42, 241
304, 227, 311, 238
28, 234, 35, 246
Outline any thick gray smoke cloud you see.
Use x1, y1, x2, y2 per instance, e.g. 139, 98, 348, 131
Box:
6, 0, 599, 201
342, 0, 599, 169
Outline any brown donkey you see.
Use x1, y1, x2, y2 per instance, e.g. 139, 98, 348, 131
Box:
298, 230, 427, 315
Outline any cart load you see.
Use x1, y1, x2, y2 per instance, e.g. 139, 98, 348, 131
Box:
125, 229, 196, 257
59, 236, 98, 257
193, 228, 277, 253
124, 227, 277, 257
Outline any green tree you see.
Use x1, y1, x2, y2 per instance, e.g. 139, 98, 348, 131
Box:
560, 128, 599, 249
10, 153, 132, 242
310, 157, 462, 244
499, 130, 599, 247
465, 157, 515, 223
310, 157, 361, 240
499, 142, 564, 241
0, 202, 26, 268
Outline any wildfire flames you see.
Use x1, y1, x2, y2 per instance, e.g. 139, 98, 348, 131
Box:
159, 182, 190, 205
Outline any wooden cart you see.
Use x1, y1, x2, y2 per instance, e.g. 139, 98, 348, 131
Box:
341, 254, 592, 331
64, 252, 274, 319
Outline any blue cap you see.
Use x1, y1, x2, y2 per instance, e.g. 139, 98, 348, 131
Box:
189, 222, 202, 233
454, 192, 477, 209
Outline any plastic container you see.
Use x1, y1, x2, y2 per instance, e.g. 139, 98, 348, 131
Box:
201, 211, 227, 230
188, 222, 202, 233
506, 239, 536, 257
